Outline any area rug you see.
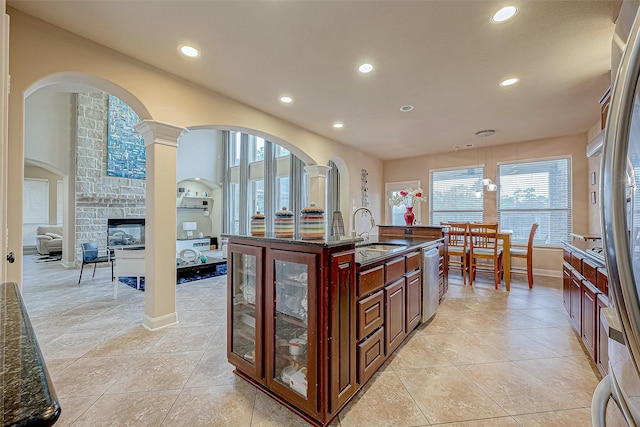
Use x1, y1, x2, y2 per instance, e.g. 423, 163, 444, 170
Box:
119, 263, 227, 291
32, 254, 62, 263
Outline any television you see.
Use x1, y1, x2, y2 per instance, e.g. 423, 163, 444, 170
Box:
108, 218, 145, 247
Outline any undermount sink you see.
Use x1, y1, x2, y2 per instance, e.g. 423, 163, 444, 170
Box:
356, 243, 408, 251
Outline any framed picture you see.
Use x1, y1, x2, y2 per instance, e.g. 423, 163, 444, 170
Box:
591, 191, 597, 204
591, 172, 596, 186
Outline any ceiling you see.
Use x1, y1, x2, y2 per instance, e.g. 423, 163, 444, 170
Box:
7, 0, 622, 160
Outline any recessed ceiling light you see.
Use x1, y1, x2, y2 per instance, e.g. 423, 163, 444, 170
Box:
358, 63, 374, 74
280, 96, 293, 104
499, 78, 519, 87
400, 105, 414, 112
475, 129, 496, 137
179, 45, 199, 58
333, 122, 344, 129
492, 6, 517, 23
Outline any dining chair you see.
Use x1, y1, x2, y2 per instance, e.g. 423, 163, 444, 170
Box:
441, 222, 470, 285
510, 223, 539, 289
468, 222, 504, 289
78, 242, 114, 284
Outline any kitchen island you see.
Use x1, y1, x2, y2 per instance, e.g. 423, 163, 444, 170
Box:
225, 230, 446, 426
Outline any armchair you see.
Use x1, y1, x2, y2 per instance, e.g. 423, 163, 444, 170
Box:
35, 226, 63, 255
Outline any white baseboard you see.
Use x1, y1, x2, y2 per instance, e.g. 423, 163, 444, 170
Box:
143, 312, 178, 331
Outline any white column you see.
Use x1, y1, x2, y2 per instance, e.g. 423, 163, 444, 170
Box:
304, 165, 331, 209
0, 9, 9, 282
135, 120, 186, 330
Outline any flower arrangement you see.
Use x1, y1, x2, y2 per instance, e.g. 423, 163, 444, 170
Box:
389, 188, 426, 208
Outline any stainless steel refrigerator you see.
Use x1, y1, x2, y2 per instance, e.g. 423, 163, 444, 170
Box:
594, 2, 640, 425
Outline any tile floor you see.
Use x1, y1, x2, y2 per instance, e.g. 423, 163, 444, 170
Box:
21, 256, 604, 426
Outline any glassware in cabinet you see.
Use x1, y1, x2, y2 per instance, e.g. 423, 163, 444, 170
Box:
266, 249, 317, 412
227, 243, 263, 378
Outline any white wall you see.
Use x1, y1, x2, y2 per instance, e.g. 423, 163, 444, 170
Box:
176, 128, 224, 185
24, 89, 73, 175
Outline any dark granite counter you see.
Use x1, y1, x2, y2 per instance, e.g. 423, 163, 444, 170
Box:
1, 282, 60, 427
354, 235, 444, 267
221, 233, 364, 248
562, 239, 605, 266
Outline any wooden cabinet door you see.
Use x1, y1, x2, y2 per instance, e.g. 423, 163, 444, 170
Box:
569, 271, 582, 334
264, 249, 318, 416
562, 263, 571, 313
227, 243, 264, 380
581, 280, 597, 360
385, 278, 406, 355
405, 270, 421, 333
329, 251, 357, 413
596, 294, 609, 376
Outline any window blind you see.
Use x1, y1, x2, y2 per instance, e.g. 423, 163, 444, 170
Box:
430, 167, 484, 225
497, 158, 571, 245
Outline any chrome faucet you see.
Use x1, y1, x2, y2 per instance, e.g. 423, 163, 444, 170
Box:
351, 207, 376, 239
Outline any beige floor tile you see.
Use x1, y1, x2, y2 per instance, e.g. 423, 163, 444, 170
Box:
146, 325, 219, 353
339, 371, 429, 426
471, 330, 562, 360
184, 346, 238, 388
85, 325, 167, 357
389, 334, 453, 369
458, 361, 583, 415
72, 390, 180, 427
18, 257, 602, 426
515, 357, 601, 407
396, 366, 507, 424
434, 416, 519, 426
106, 351, 203, 393
251, 390, 316, 427
512, 407, 592, 426
422, 332, 509, 365
161, 381, 256, 426
51, 356, 133, 397
49, 395, 99, 427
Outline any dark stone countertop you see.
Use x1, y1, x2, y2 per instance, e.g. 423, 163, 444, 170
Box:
222, 234, 364, 248
355, 236, 444, 267
562, 239, 605, 267
1, 282, 60, 427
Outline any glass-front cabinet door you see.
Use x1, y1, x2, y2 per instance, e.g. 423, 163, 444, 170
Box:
265, 249, 318, 415
227, 243, 263, 379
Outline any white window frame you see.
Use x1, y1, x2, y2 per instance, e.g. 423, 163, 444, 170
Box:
497, 156, 572, 246
385, 180, 422, 225
429, 166, 485, 225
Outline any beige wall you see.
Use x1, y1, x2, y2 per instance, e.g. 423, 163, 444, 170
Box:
7, 9, 383, 283
384, 133, 591, 276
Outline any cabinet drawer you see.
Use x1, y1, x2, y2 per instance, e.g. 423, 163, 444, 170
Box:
597, 268, 608, 296
357, 290, 384, 340
570, 253, 583, 274
357, 327, 385, 385
583, 259, 597, 286
563, 248, 572, 263
358, 265, 384, 298
385, 257, 406, 283
405, 251, 420, 273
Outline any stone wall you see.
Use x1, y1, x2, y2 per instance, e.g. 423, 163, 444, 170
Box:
75, 92, 145, 260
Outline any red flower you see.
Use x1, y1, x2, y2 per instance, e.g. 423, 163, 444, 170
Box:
415, 192, 422, 198
400, 191, 408, 197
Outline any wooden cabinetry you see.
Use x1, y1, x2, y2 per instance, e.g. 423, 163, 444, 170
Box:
227, 235, 445, 426
561, 242, 609, 375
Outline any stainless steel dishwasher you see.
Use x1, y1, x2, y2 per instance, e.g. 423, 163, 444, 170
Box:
421, 247, 439, 322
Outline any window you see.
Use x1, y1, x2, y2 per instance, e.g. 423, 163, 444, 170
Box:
23, 178, 49, 246
276, 176, 290, 211
275, 145, 290, 157
385, 180, 423, 225
249, 135, 265, 163
430, 167, 484, 225
249, 179, 265, 217
497, 158, 571, 245
230, 182, 241, 234
230, 131, 242, 166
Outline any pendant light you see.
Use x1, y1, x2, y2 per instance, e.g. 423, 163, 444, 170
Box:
475, 129, 498, 192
